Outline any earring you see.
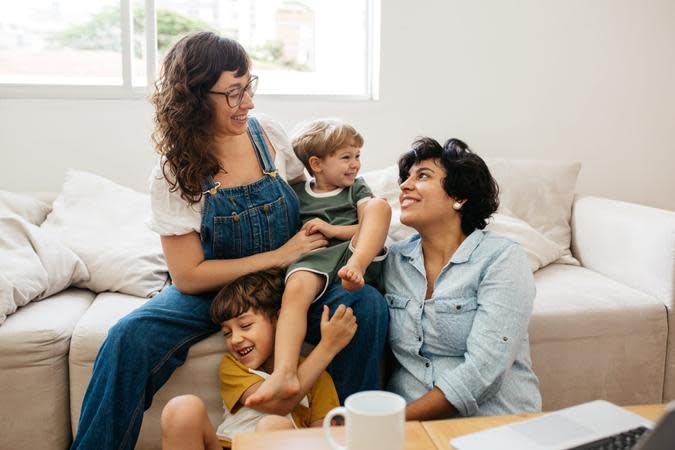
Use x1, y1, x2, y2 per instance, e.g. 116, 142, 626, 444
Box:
453, 202, 462, 210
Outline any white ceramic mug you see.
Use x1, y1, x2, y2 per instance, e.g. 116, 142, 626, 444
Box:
322, 390, 406, 450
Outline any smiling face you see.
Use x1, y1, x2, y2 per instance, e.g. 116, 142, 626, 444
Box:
221, 309, 276, 371
311, 144, 362, 190
399, 158, 461, 231
208, 71, 255, 137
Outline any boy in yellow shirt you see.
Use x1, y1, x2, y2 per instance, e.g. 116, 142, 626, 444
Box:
160, 269, 356, 449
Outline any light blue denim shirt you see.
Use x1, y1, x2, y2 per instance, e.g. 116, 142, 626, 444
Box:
383, 229, 542, 417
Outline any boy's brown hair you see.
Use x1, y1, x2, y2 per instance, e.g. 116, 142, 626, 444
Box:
210, 269, 285, 325
291, 119, 364, 176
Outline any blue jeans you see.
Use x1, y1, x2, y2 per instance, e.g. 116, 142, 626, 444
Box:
70, 283, 387, 450
307, 282, 388, 404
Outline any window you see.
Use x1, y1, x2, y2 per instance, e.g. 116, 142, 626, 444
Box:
0, 0, 379, 99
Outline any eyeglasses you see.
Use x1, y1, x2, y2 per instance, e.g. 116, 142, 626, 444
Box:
209, 75, 259, 108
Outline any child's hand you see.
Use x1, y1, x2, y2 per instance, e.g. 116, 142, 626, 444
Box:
319, 305, 357, 355
302, 218, 335, 239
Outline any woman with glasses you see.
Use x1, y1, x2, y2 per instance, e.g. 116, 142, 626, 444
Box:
71, 31, 388, 450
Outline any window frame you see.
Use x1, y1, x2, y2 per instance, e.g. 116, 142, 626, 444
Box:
0, 0, 379, 101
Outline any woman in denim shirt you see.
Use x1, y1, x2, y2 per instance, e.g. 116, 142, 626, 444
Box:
384, 137, 541, 420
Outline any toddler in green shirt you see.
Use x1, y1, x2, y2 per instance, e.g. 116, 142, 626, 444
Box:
246, 119, 391, 407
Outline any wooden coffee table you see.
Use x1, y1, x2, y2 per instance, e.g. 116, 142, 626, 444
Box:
232, 404, 665, 450
233, 421, 435, 450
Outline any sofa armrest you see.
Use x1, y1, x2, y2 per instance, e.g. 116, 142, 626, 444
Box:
571, 195, 675, 309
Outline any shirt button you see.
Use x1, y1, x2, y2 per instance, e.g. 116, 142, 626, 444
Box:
418, 337, 422, 342
503, 336, 509, 342
455, 305, 462, 310
425, 362, 430, 368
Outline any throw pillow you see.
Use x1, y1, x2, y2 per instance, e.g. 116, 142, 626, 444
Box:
361, 165, 401, 205
0, 214, 89, 325
0, 190, 51, 225
484, 158, 581, 265
486, 213, 564, 272
41, 169, 169, 297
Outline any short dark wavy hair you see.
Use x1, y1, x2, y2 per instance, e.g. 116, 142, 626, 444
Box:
397, 137, 499, 236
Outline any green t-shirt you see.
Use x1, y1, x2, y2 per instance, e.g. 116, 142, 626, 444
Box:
292, 177, 373, 227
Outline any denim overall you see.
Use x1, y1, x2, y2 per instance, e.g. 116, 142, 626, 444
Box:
71, 118, 389, 450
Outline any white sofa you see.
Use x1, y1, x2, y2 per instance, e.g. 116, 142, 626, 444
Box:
1, 161, 674, 450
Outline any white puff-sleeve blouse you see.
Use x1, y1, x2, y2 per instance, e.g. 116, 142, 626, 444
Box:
147, 114, 305, 236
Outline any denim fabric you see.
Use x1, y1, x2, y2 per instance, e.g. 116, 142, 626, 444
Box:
305, 282, 389, 404
71, 117, 388, 450
383, 229, 542, 417
200, 117, 299, 260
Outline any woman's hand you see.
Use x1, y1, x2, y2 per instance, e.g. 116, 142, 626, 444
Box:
317, 305, 357, 357
273, 227, 328, 267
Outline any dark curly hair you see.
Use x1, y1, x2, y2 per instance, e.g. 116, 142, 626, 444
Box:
210, 269, 285, 325
398, 137, 499, 236
151, 31, 249, 205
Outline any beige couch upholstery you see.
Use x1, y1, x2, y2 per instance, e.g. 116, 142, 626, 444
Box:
571, 196, 675, 401
0, 289, 94, 450
1, 188, 674, 450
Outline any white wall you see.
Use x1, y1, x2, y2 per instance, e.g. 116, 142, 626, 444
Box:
2, 0, 674, 210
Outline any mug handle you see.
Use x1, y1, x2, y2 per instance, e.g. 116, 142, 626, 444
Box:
323, 406, 347, 450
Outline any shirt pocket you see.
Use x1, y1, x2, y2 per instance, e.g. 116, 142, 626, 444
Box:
433, 296, 478, 353
385, 293, 414, 345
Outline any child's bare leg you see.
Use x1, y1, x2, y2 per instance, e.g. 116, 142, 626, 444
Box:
339, 198, 391, 291
245, 271, 324, 406
255, 415, 295, 431
161, 395, 222, 450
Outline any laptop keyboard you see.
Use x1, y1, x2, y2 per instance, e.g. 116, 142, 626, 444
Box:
566, 426, 649, 450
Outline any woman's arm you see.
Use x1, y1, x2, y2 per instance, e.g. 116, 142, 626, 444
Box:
162, 230, 328, 294
405, 387, 457, 420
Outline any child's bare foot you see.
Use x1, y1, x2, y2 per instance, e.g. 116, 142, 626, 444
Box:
245, 372, 300, 407
338, 263, 365, 291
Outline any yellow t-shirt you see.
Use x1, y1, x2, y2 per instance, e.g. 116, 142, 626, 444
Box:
218, 354, 339, 445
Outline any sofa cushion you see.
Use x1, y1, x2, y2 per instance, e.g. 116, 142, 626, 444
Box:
484, 158, 581, 265
41, 169, 169, 298
486, 213, 563, 272
0, 190, 51, 225
69, 292, 225, 449
0, 214, 89, 325
0, 288, 95, 450
529, 264, 667, 410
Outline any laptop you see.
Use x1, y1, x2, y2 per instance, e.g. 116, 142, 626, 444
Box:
450, 400, 675, 450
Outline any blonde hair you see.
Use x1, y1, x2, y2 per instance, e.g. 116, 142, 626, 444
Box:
291, 119, 364, 175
